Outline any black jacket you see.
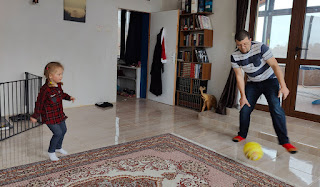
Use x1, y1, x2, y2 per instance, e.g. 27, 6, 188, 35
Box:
149, 28, 164, 96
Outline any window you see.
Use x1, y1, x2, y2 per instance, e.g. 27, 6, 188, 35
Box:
254, 0, 293, 58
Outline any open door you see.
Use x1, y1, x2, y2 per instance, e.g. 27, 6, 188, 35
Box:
250, 0, 320, 122
147, 10, 179, 106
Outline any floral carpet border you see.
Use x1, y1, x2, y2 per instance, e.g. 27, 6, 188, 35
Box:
0, 133, 292, 186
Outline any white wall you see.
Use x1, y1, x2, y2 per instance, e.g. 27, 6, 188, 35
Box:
162, 0, 179, 11
207, 0, 237, 101
162, 0, 237, 101
0, 0, 162, 108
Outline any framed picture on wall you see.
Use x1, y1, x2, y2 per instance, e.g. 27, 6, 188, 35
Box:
64, 0, 86, 23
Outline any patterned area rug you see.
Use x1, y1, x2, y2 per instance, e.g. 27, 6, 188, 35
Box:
0, 134, 292, 186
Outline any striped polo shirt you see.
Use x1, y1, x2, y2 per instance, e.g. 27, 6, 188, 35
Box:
231, 41, 276, 82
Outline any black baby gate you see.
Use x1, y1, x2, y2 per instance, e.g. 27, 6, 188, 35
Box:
0, 72, 42, 141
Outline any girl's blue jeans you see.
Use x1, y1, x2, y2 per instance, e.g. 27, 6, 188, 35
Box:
238, 78, 289, 145
47, 121, 67, 153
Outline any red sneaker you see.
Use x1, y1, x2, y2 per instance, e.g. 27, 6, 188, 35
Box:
232, 136, 245, 142
282, 143, 298, 154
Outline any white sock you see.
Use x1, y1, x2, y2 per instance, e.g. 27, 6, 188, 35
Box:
48, 152, 59, 161
56, 148, 68, 155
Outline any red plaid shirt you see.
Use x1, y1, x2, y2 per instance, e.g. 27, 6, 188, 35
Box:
32, 82, 71, 125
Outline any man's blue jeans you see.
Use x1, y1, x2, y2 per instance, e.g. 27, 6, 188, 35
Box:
239, 78, 289, 145
47, 121, 67, 153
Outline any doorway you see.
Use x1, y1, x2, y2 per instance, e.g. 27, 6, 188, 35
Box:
117, 9, 150, 99
249, 0, 320, 122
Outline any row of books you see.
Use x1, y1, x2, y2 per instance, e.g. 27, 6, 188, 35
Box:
192, 79, 208, 94
178, 51, 192, 62
195, 49, 209, 63
182, 33, 205, 46
180, 15, 212, 30
177, 78, 208, 95
180, 17, 194, 30
178, 49, 209, 63
177, 77, 191, 93
178, 92, 202, 111
196, 15, 212, 30
182, 0, 213, 14
180, 62, 203, 79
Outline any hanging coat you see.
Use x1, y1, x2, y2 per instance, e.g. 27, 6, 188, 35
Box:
149, 28, 164, 96
161, 28, 167, 64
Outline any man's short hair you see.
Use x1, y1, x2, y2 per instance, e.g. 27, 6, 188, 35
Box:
235, 30, 250, 41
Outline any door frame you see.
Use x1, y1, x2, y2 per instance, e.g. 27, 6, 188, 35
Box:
248, 0, 320, 122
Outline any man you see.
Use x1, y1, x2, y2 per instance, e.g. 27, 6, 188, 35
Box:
231, 30, 297, 154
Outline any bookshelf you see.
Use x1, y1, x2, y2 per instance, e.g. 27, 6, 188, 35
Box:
176, 9, 213, 111
117, 64, 141, 98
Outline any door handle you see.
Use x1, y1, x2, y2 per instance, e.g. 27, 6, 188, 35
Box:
295, 47, 308, 60
295, 47, 308, 51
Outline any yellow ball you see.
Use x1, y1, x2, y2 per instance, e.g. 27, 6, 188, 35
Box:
243, 142, 264, 161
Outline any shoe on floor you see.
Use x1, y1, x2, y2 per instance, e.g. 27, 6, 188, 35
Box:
48, 152, 59, 161
56, 148, 68, 155
282, 143, 298, 154
232, 135, 245, 142
95, 102, 113, 108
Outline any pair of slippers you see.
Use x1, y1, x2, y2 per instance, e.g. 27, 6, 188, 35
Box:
95, 102, 113, 108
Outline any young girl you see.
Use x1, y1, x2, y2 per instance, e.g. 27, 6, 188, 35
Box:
30, 62, 75, 161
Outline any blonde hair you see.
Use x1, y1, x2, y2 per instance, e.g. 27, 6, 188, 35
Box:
44, 62, 64, 87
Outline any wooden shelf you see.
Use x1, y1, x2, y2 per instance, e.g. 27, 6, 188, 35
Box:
180, 29, 213, 32
180, 12, 213, 16
177, 60, 211, 64
177, 62, 211, 80
176, 90, 201, 96
117, 76, 136, 81
179, 46, 212, 48
176, 11, 213, 111
179, 29, 213, 47
117, 64, 139, 69
117, 64, 141, 98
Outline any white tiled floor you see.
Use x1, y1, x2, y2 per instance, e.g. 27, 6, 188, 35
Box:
0, 96, 320, 186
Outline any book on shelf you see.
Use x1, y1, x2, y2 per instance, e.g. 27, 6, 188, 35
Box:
201, 15, 212, 29
183, 33, 204, 46
192, 79, 207, 94
198, 0, 205, 12
181, 17, 194, 30
205, 0, 213, 12
194, 15, 201, 29
181, 0, 186, 13
190, 63, 195, 78
197, 15, 212, 30
178, 92, 202, 110
178, 50, 192, 61
180, 62, 191, 77
177, 77, 191, 93
178, 51, 183, 60
191, 0, 198, 13
180, 62, 202, 79
185, 0, 191, 13
181, 0, 212, 14
195, 49, 209, 63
